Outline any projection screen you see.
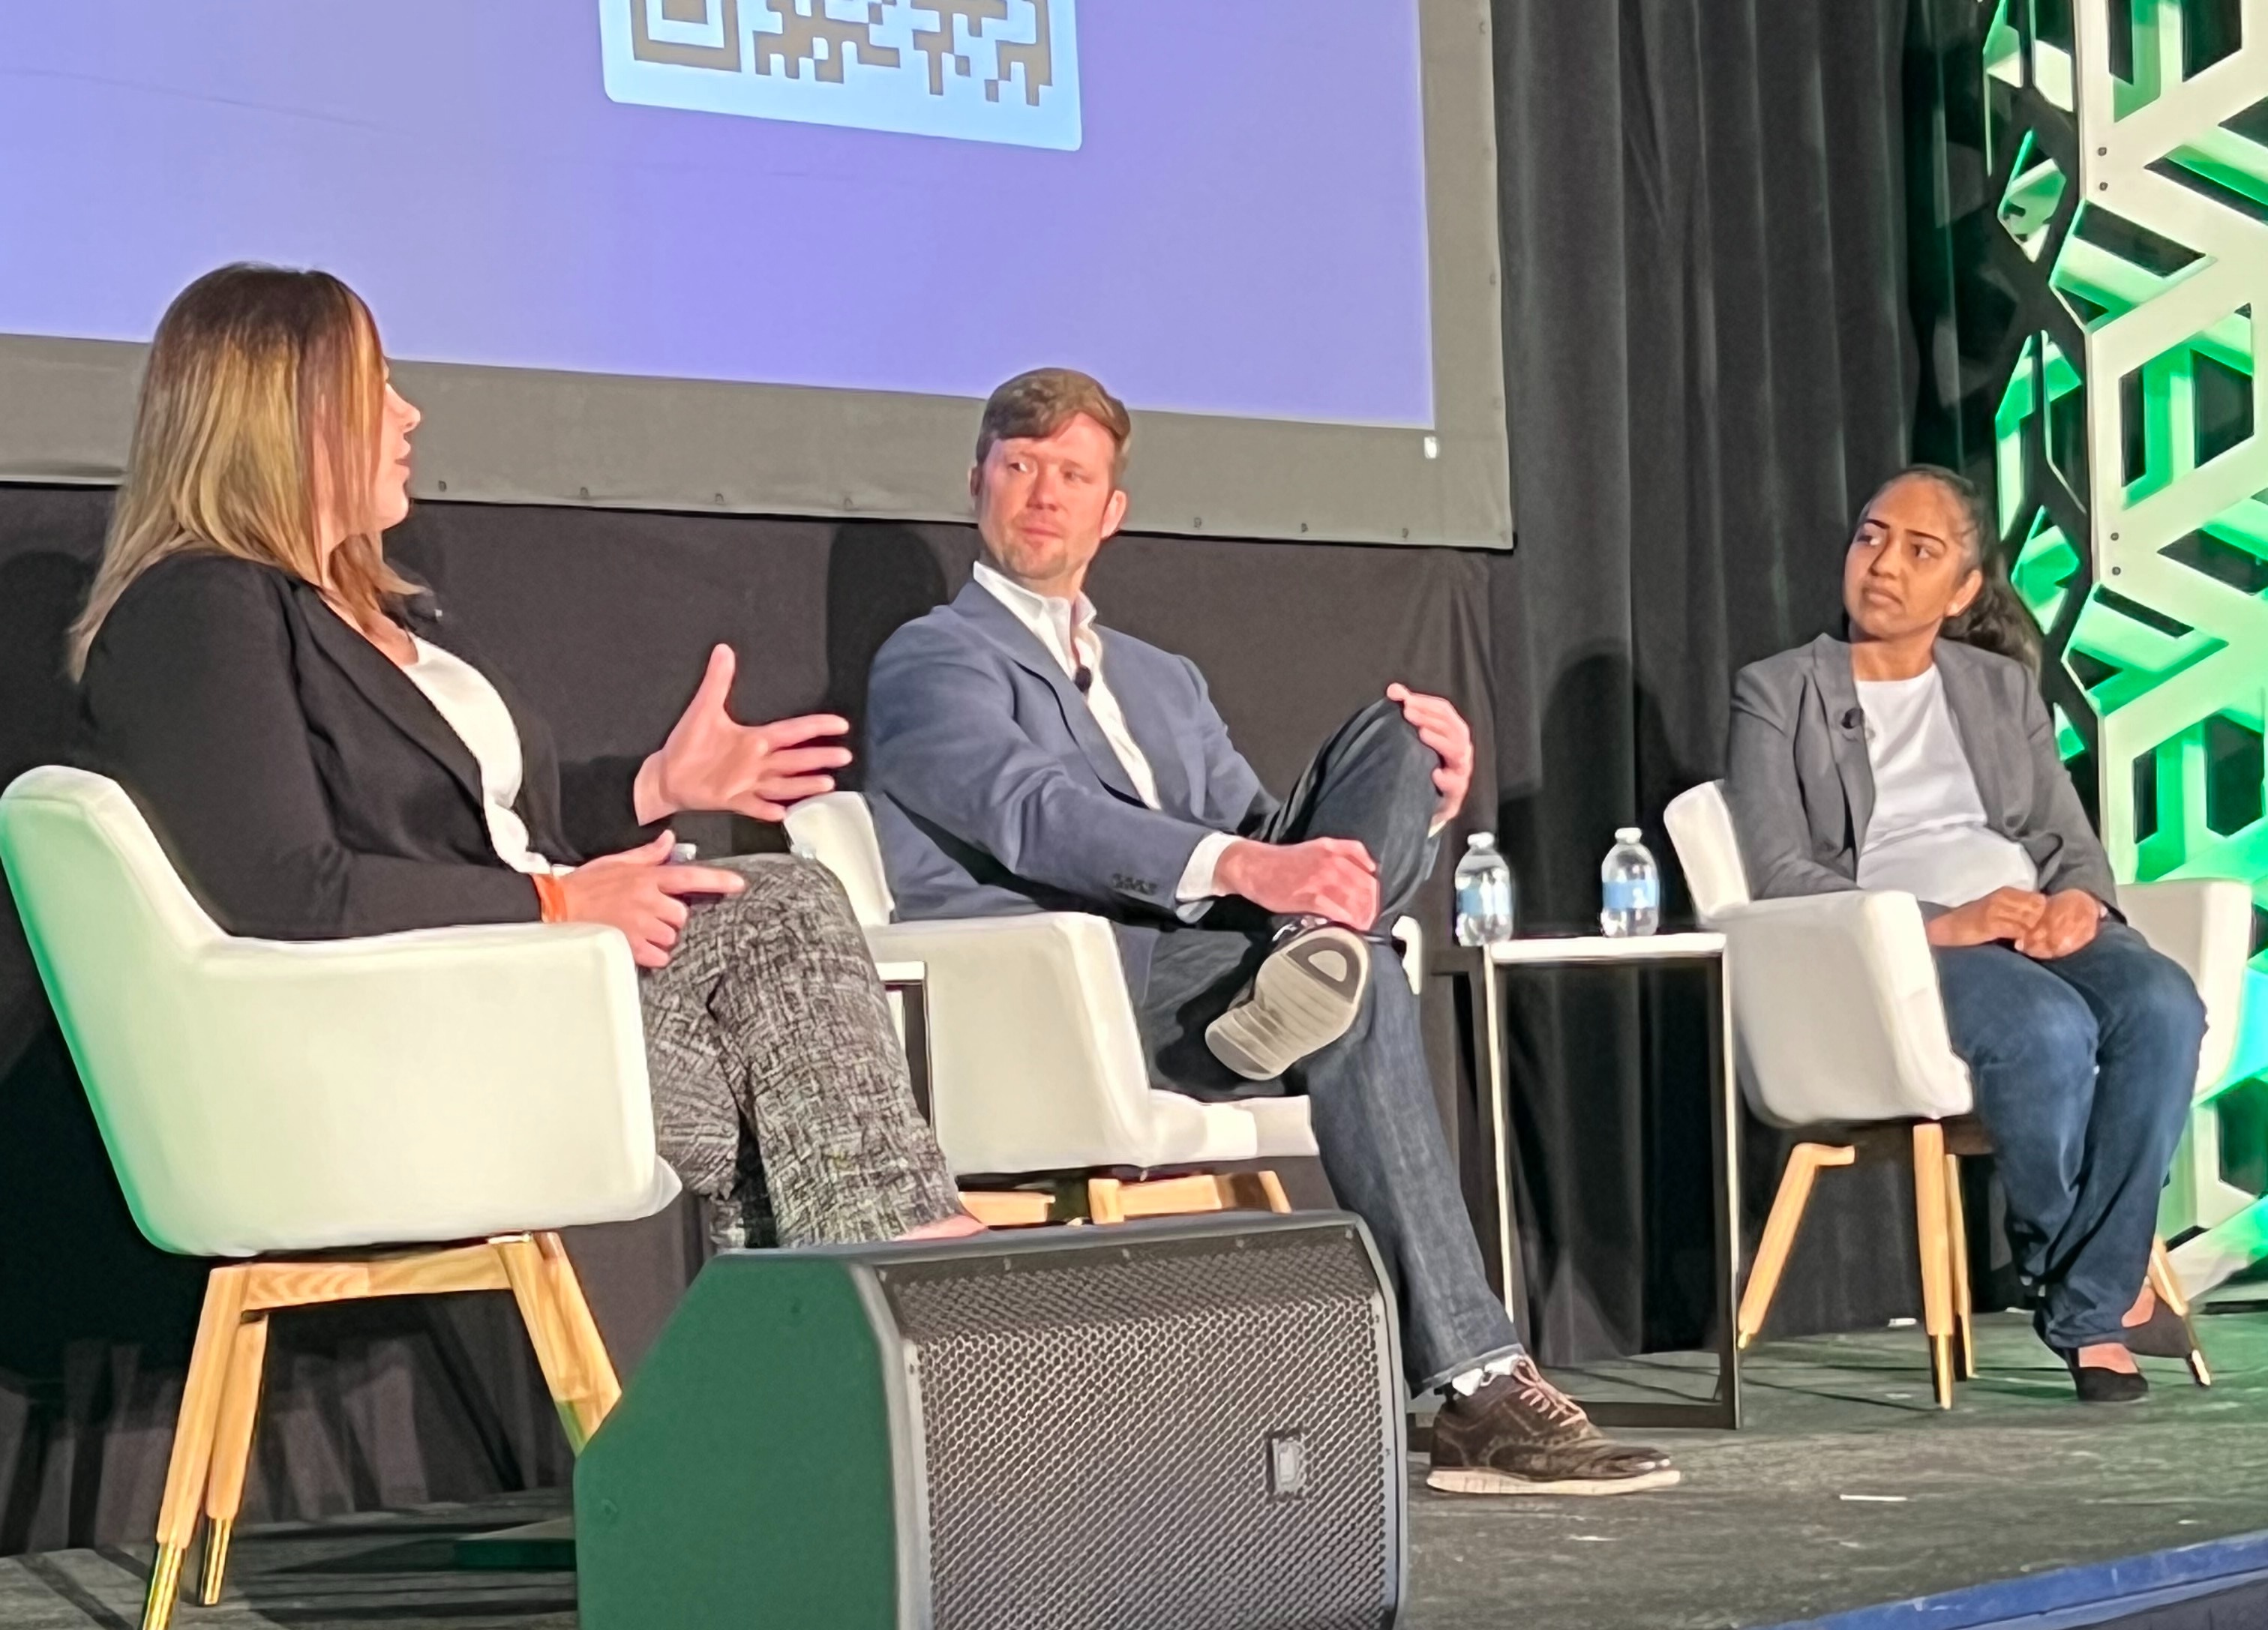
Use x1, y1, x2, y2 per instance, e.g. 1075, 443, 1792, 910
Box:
0, 1, 1510, 549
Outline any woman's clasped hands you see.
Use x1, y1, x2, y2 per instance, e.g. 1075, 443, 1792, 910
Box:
1925, 885, 2103, 960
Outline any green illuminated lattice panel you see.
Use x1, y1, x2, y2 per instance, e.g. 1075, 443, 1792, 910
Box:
1986, 0, 2268, 1268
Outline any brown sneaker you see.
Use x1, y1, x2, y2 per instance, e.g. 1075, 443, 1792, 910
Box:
1426, 1355, 1681, 1496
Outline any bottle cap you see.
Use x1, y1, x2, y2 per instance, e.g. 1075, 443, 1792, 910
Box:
1615, 826, 1642, 843
1466, 831, 1494, 849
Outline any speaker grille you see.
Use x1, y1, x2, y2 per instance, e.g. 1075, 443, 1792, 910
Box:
878, 1224, 1396, 1630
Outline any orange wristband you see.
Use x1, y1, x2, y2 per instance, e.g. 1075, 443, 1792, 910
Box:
531, 872, 568, 924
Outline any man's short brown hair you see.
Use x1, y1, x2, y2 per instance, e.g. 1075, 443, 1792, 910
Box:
974, 367, 1130, 481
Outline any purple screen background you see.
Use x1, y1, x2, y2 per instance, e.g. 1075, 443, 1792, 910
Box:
1, 3, 1433, 426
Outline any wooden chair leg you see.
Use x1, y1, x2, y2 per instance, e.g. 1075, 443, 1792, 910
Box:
538, 1233, 622, 1432
2149, 1236, 2213, 1387
962, 1190, 1056, 1227
1944, 1154, 1976, 1381
1911, 1122, 1955, 1410
1208, 1172, 1292, 1215
1083, 1170, 1295, 1225
196, 1311, 271, 1606
1738, 1142, 1853, 1349
494, 1235, 598, 1454
143, 1266, 250, 1630
2148, 1236, 2192, 1318
1087, 1177, 1126, 1224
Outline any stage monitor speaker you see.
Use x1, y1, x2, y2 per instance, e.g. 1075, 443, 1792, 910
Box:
576, 1212, 1406, 1629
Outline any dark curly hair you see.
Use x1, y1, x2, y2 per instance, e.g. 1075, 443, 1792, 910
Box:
1861, 463, 2043, 674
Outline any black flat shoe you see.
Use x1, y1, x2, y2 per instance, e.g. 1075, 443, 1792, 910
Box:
2035, 1311, 2150, 1403
2063, 1355, 2150, 1404
2121, 1299, 2212, 1385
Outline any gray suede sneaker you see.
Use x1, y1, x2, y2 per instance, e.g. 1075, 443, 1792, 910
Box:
1204, 923, 1370, 1080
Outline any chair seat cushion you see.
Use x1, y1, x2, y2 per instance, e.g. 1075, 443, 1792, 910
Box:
1135, 1091, 1318, 1166
1143, 1090, 1262, 1165
1226, 1094, 1319, 1158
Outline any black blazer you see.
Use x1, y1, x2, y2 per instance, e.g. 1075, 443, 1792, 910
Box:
79, 552, 656, 940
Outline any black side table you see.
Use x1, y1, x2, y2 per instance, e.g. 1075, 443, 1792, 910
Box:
1438, 933, 1742, 1429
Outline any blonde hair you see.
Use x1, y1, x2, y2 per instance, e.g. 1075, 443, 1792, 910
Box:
68, 264, 411, 677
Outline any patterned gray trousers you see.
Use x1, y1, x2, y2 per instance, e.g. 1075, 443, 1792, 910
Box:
637, 854, 963, 1248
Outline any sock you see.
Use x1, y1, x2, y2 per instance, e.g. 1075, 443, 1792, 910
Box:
1446, 1352, 1520, 1398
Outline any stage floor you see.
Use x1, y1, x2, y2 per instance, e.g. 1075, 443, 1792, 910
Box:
4, 1310, 2264, 1630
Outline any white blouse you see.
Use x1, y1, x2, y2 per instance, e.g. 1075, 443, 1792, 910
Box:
400, 636, 560, 876
1854, 666, 2038, 907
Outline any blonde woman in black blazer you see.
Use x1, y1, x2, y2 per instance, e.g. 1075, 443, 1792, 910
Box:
74, 264, 979, 1250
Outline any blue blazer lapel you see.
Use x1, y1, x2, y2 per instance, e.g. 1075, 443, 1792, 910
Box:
1811, 635, 1875, 849
951, 582, 1145, 805
1106, 643, 1196, 817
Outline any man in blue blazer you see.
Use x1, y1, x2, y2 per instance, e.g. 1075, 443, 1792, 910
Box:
866, 369, 1675, 1495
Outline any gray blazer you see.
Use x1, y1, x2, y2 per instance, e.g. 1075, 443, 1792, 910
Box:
865, 580, 1277, 994
1724, 634, 2117, 912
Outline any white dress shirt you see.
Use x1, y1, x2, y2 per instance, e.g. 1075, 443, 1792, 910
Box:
1855, 666, 2038, 906
400, 636, 563, 876
972, 562, 1235, 907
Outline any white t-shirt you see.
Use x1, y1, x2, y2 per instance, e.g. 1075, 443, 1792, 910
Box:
1854, 666, 2037, 906
400, 636, 560, 876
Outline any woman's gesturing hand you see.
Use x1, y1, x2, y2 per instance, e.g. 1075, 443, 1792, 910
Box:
558, 830, 746, 969
634, 645, 854, 824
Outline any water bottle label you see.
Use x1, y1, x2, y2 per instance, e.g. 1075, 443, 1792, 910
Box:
1458, 883, 1508, 914
1603, 878, 1658, 912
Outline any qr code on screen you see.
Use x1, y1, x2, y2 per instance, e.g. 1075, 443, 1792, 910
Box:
600, 0, 1081, 150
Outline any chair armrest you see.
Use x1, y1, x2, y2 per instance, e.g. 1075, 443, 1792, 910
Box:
1710, 891, 1972, 1127
862, 913, 1171, 1175
128, 923, 670, 1256
2120, 879, 2252, 1092
1390, 914, 1425, 996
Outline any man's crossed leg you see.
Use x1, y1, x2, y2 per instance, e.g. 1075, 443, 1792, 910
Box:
1132, 700, 1679, 1495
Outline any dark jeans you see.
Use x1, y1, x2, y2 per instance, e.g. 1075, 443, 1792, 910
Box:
1130, 700, 1521, 1392
1936, 921, 2204, 1349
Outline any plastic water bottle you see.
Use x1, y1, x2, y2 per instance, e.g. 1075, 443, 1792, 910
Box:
1600, 827, 1660, 937
1454, 832, 1516, 946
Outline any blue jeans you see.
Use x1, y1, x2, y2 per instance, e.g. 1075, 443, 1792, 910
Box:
1936, 921, 2204, 1349
1130, 700, 1522, 1392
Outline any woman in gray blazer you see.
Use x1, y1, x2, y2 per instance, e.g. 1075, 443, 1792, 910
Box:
1725, 465, 2204, 1403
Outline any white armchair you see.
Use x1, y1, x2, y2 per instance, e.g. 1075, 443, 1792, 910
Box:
0, 767, 677, 1629
1664, 779, 2244, 1404
786, 793, 1426, 1223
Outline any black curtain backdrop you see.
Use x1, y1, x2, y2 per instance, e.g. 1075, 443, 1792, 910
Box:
0, 0, 1954, 1552
1486, 0, 1939, 1351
